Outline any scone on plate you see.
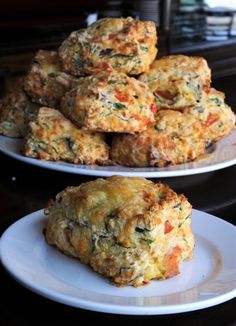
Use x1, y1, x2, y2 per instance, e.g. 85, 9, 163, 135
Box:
24, 50, 76, 107
59, 17, 157, 76
182, 88, 235, 142
60, 71, 156, 133
45, 176, 194, 287
0, 86, 39, 138
23, 107, 109, 165
139, 55, 211, 109
111, 110, 208, 167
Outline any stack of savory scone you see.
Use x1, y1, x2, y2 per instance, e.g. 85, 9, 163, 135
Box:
1, 17, 228, 287
0, 17, 235, 167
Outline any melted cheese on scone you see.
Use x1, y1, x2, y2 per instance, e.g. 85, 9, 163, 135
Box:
59, 17, 157, 76
45, 176, 194, 287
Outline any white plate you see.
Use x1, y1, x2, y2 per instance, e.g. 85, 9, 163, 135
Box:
1, 209, 236, 315
0, 131, 236, 177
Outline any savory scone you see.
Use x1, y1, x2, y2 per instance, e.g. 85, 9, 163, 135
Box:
24, 50, 76, 107
0, 87, 39, 137
111, 110, 207, 167
60, 71, 156, 133
58, 17, 157, 76
139, 55, 211, 109
45, 176, 194, 287
183, 88, 235, 142
23, 107, 109, 164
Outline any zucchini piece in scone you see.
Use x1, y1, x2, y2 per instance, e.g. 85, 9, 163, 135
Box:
60, 71, 156, 133
23, 107, 109, 165
139, 55, 211, 110
111, 110, 208, 167
0, 85, 39, 138
58, 17, 157, 76
182, 88, 236, 143
44, 176, 194, 287
24, 50, 76, 108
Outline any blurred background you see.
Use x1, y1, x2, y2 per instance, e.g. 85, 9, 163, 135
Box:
0, 0, 236, 106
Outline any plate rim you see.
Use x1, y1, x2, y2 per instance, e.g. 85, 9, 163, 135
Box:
1, 131, 236, 177
1, 209, 236, 315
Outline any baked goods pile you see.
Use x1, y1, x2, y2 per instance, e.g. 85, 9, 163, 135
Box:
45, 176, 194, 287
0, 17, 235, 167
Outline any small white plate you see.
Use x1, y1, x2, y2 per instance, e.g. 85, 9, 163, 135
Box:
1, 209, 235, 315
0, 130, 236, 177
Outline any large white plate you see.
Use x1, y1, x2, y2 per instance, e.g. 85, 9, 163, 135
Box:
0, 209, 235, 315
0, 130, 236, 177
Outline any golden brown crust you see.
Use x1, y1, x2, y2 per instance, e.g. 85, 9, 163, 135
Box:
45, 176, 194, 287
58, 17, 157, 76
0, 86, 39, 138
139, 55, 211, 109
111, 110, 208, 167
23, 107, 109, 164
24, 50, 76, 107
60, 71, 156, 133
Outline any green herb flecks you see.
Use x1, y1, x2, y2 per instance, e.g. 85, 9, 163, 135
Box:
135, 227, 153, 233
65, 137, 76, 157
48, 72, 57, 78
211, 97, 222, 106
91, 43, 100, 54
158, 193, 166, 200
141, 238, 153, 248
41, 122, 49, 130
178, 215, 191, 228
67, 98, 75, 107
107, 213, 116, 220
72, 57, 83, 68
113, 102, 127, 110
37, 141, 59, 154
173, 202, 181, 209
111, 53, 134, 59
119, 267, 133, 274
154, 124, 161, 131
140, 45, 148, 52
128, 274, 144, 285
113, 112, 129, 122
28, 142, 38, 153
108, 80, 117, 85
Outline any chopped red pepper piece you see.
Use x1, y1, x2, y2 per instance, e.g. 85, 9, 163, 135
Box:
164, 220, 174, 234
206, 113, 219, 126
163, 246, 182, 277
150, 103, 158, 114
133, 115, 141, 121
115, 90, 129, 102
